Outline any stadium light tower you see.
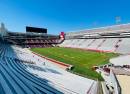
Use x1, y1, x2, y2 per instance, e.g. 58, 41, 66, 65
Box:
115, 16, 121, 24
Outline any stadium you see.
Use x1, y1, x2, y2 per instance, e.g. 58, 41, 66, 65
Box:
0, 22, 130, 94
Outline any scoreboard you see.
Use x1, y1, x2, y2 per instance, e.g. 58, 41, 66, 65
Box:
26, 26, 47, 33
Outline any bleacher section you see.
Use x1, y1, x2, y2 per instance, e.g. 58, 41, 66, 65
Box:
0, 40, 97, 94
60, 37, 130, 54
97, 38, 119, 52
25, 39, 59, 48
0, 41, 63, 94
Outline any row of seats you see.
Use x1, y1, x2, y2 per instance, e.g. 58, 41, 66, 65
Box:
25, 40, 57, 44
25, 39, 59, 48
26, 44, 53, 48
60, 38, 130, 54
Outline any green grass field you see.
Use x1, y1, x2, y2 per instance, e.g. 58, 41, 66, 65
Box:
31, 47, 118, 81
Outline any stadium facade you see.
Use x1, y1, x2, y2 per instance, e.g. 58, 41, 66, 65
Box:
0, 23, 65, 48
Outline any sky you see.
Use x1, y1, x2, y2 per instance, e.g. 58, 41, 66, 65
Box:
0, 0, 130, 34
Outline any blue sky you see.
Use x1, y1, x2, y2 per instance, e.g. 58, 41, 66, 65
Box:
0, 0, 130, 34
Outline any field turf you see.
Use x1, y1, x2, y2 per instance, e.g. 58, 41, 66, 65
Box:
31, 47, 118, 81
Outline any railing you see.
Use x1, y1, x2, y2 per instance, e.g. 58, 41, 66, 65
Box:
87, 81, 100, 94
110, 70, 121, 94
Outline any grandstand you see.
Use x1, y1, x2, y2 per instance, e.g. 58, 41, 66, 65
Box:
60, 23, 130, 54
1, 22, 130, 94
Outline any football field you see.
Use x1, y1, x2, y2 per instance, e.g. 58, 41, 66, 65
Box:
31, 47, 118, 81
